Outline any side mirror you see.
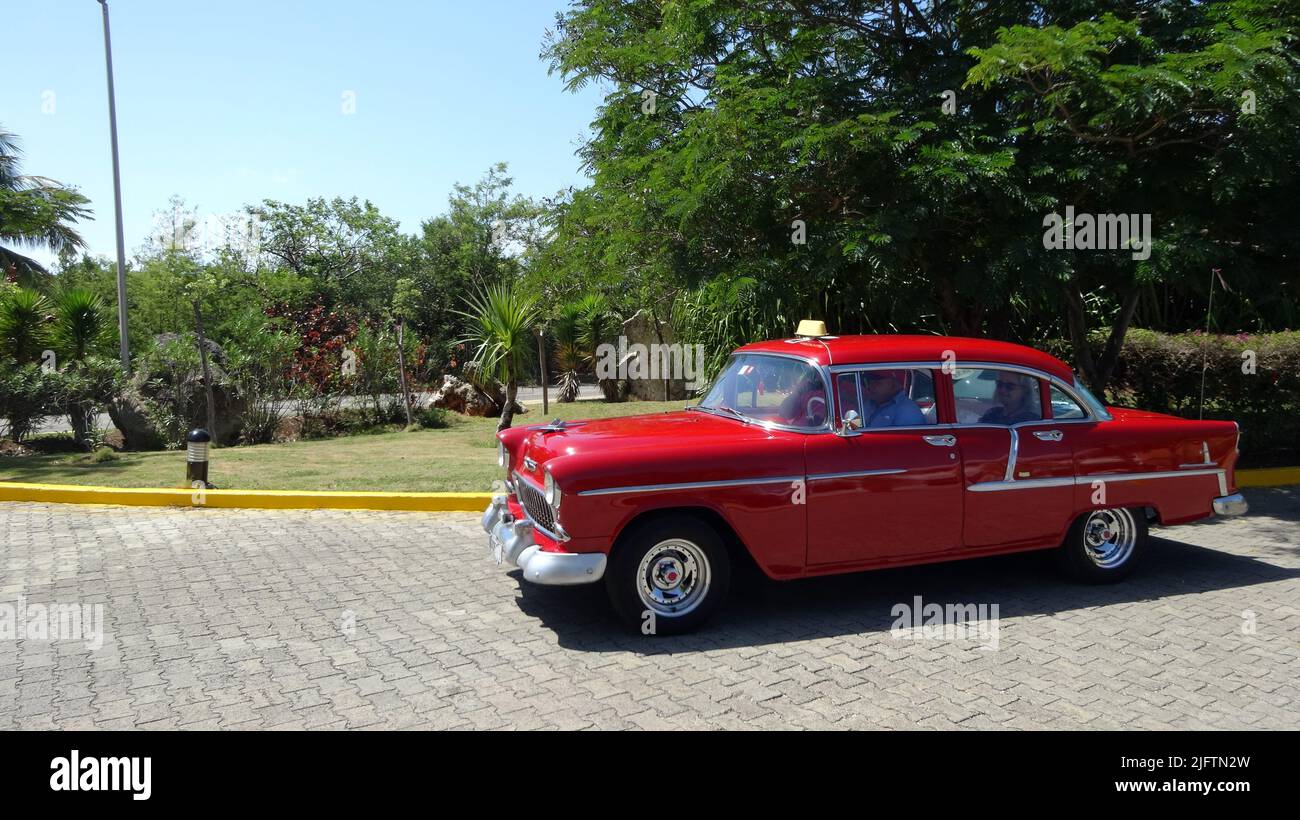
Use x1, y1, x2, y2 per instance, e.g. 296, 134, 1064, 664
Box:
837, 409, 862, 436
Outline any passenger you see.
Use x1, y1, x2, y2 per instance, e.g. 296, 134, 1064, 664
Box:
980, 372, 1040, 425
862, 370, 926, 428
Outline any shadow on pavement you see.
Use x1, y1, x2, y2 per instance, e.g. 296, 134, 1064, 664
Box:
511, 487, 1300, 653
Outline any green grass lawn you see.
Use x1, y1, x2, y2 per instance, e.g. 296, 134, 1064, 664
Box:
0, 400, 687, 493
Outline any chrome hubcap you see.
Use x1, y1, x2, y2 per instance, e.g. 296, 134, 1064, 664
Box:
636, 539, 710, 616
1083, 508, 1137, 569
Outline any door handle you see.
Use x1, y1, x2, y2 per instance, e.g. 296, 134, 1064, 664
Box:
1033, 430, 1064, 442
923, 434, 956, 447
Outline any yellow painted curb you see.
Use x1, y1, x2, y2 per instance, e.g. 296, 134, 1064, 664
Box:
1, 467, 1295, 513
1235, 467, 1300, 488
0, 482, 493, 512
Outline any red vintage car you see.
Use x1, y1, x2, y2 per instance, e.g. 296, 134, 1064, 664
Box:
482, 324, 1248, 634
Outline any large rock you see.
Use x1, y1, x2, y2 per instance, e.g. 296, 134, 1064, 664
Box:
108, 335, 247, 449
431, 375, 525, 418
620, 310, 691, 401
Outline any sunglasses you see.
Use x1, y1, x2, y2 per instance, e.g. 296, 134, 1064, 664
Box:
995, 381, 1024, 391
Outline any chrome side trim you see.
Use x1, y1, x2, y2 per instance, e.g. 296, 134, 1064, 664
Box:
968, 477, 1075, 492
1179, 441, 1213, 469
807, 468, 907, 481
1080, 468, 1223, 484
967, 468, 1227, 493
576, 475, 804, 497
1004, 428, 1018, 482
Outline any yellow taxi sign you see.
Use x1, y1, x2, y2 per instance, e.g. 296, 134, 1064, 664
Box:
795, 319, 828, 338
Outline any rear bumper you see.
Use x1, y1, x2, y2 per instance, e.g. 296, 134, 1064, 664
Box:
1213, 493, 1249, 517
481, 495, 606, 585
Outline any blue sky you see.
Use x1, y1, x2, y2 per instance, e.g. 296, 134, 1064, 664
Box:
2, 1, 604, 265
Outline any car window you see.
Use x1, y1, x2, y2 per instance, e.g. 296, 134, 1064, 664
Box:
952, 368, 1043, 425
1049, 385, 1087, 420
836, 373, 862, 423
1068, 376, 1112, 421
837, 368, 937, 428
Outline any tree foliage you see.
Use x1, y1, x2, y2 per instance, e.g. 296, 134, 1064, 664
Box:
541, 0, 1300, 390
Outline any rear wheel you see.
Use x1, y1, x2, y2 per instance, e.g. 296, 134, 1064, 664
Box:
1057, 507, 1147, 582
606, 514, 731, 635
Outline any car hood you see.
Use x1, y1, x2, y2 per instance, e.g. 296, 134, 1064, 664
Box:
521, 410, 773, 459
509, 409, 802, 490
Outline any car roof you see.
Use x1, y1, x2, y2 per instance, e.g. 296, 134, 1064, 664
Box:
735, 334, 1077, 384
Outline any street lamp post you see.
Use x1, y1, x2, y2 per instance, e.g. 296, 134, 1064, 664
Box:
97, 0, 131, 372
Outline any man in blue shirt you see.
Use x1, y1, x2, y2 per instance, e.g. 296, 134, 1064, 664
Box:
862, 370, 927, 428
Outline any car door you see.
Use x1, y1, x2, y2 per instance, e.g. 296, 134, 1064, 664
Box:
950, 367, 1076, 548
805, 367, 964, 565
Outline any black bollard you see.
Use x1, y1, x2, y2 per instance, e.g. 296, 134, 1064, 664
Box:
186, 428, 213, 489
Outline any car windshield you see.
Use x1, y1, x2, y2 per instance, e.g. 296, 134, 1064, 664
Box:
696, 353, 829, 429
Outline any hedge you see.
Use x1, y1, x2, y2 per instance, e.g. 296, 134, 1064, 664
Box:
1052, 330, 1300, 468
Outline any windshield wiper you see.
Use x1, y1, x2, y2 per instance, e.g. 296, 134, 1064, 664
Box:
688, 404, 750, 423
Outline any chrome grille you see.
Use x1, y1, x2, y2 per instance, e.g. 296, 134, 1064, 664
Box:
514, 473, 555, 534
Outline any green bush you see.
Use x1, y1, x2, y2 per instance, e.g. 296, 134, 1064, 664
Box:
57, 355, 123, 450
0, 361, 61, 442
1102, 330, 1300, 467
225, 311, 297, 445
417, 405, 450, 429
299, 401, 408, 440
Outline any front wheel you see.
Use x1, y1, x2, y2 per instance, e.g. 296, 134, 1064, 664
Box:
1057, 507, 1148, 583
606, 515, 731, 635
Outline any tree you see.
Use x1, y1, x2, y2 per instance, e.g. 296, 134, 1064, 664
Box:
457, 281, 539, 431
0, 127, 92, 288
965, 3, 1300, 391
0, 287, 51, 362
249, 196, 406, 314
404, 166, 544, 348
51, 288, 109, 362
392, 277, 419, 426
541, 1, 1300, 392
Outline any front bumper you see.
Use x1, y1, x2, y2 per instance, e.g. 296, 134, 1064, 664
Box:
1213, 493, 1249, 517
481, 495, 606, 585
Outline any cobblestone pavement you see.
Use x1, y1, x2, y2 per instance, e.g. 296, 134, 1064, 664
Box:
1, 488, 1296, 730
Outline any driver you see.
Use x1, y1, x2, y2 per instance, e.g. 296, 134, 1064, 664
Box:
862, 370, 926, 428
779, 371, 828, 427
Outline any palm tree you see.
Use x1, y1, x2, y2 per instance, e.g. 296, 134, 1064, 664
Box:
576, 293, 619, 401
0, 126, 92, 288
0, 286, 52, 362
551, 300, 585, 402
52, 288, 109, 362
457, 281, 538, 431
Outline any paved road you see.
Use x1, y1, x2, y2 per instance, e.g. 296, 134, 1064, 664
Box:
1, 488, 1296, 729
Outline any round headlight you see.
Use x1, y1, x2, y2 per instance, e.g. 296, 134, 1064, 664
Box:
497, 441, 506, 468
544, 470, 558, 506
